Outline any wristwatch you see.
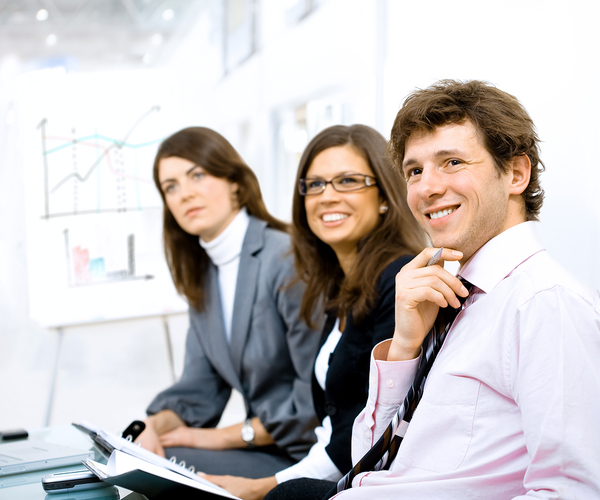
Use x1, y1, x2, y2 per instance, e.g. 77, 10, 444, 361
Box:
241, 418, 255, 448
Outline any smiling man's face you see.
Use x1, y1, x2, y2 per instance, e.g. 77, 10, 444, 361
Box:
403, 120, 521, 264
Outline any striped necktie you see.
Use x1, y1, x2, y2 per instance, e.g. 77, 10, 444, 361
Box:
328, 278, 473, 497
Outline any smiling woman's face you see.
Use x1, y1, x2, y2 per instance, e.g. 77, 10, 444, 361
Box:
158, 156, 239, 241
304, 145, 382, 268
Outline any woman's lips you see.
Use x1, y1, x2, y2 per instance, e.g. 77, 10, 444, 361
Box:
185, 207, 204, 217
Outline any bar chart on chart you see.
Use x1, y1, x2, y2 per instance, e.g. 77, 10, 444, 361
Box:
64, 229, 154, 287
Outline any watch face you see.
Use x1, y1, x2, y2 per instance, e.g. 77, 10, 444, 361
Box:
242, 424, 255, 443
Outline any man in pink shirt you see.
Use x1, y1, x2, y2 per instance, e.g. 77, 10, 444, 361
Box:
268, 81, 600, 500
328, 80, 600, 499
252, 80, 600, 500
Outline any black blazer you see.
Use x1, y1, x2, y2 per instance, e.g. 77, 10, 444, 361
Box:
311, 255, 412, 473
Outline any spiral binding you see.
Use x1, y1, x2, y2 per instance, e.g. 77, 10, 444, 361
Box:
168, 455, 195, 473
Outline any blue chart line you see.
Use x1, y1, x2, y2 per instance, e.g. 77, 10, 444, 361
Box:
38, 106, 163, 219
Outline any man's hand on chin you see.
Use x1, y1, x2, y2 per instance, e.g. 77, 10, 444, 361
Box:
389, 247, 468, 362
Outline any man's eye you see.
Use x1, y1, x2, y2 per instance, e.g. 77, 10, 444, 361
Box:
448, 159, 462, 167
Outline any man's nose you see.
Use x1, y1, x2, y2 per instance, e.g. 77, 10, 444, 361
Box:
417, 167, 446, 199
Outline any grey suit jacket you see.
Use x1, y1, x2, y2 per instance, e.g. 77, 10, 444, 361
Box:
147, 216, 320, 461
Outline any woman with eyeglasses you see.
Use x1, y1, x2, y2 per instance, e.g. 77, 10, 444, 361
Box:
135, 126, 320, 478
203, 125, 426, 500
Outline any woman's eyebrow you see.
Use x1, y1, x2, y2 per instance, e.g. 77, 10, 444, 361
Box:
159, 177, 175, 186
185, 164, 202, 175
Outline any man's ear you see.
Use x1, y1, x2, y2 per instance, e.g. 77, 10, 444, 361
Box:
508, 154, 531, 196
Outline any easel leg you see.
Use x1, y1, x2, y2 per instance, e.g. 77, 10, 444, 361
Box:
162, 316, 176, 384
45, 327, 64, 427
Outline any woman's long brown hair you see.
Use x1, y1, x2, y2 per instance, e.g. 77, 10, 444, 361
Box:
153, 126, 287, 311
292, 124, 427, 328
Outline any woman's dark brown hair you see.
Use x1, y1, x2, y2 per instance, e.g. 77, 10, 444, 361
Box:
153, 126, 287, 311
292, 124, 427, 327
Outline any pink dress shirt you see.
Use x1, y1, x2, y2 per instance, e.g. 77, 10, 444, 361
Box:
339, 222, 600, 499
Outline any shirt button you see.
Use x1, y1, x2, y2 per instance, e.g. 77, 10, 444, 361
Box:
324, 402, 337, 416
386, 379, 395, 388
364, 430, 371, 439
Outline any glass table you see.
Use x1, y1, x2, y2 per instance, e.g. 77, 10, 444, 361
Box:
0, 425, 146, 500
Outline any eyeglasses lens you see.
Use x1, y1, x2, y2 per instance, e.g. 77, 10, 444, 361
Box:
299, 175, 373, 195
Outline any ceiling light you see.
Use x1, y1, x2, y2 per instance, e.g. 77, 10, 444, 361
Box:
151, 34, 163, 45
162, 9, 174, 21
36, 9, 49, 21
46, 34, 57, 46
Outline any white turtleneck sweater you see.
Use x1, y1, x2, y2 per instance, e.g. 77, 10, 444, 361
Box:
199, 207, 250, 342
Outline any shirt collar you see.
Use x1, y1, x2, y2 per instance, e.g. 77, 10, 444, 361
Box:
458, 221, 545, 294
199, 206, 250, 267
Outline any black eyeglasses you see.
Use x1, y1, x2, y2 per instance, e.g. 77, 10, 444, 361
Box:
298, 174, 377, 196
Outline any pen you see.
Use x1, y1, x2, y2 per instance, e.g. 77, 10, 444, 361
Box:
426, 247, 443, 267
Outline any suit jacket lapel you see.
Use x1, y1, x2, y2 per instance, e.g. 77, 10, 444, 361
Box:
229, 217, 264, 376
196, 264, 243, 393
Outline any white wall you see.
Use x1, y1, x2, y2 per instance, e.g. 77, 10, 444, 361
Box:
1, 0, 598, 432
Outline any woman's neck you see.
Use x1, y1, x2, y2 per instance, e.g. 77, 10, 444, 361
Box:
333, 246, 357, 276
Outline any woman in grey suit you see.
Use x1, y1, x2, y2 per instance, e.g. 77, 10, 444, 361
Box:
136, 127, 320, 478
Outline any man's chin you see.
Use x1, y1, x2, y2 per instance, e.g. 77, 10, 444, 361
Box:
425, 228, 450, 248
429, 237, 454, 250
429, 238, 464, 256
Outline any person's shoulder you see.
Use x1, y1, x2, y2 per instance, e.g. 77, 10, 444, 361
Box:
263, 224, 290, 244
245, 216, 290, 252
260, 226, 297, 285
514, 250, 600, 310
261, 224, 291, 256
248, 220, 293, 275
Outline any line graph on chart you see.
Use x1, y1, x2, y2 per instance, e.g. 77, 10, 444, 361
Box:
37, 105, 164, 219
